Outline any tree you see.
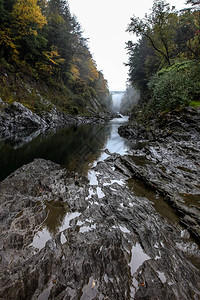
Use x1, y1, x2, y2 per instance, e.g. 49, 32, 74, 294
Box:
126, 37, 159, 101
12, 0, 47, 36
186, 0, 200, 8
127, 0, 178, 66
0, 0, 17, 59
0, 0, 6, 24
0, 0, 110, 113
48, 0, 66, 16
177, 9, 200, 58
0, 0, 47, 62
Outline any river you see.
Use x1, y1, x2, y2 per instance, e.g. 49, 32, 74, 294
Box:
0, 116, 188, 248
1, 114, 200, 299
0, 116, 133, 181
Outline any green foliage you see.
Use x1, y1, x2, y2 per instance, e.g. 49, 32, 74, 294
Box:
0, 0, 110, 114
190, 101, 200, 107
126, 0, 200, 113
127, 0, 178, 66
146, 60, 200, 114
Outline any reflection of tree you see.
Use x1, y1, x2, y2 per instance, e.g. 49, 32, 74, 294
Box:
44, 200, 68, 235
68, 124, 112, 174
0, 123, 112, 181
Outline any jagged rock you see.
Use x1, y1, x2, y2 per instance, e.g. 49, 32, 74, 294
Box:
119, 107, 200, 142
0, 101, 112, 138
0, 158, 200, 299
118, 107, 200, 241
0, 102, 48, 131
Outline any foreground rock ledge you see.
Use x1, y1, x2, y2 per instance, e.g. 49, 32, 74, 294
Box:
0, 158, 200, 299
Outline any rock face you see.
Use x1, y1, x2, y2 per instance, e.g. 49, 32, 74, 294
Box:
0, 101, 112, 138
0, 158, 200, 299
118, 107, 200, 241
118, 106, 200, 142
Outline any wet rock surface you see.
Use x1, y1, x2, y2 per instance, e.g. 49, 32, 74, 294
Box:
0, 101, 112, 138
118, 106, 200, 142
118, 107, 200, 242
0, 158, 200, 299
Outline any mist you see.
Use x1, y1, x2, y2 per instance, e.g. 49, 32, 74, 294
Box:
111, 92, 124, 113
120, 86, 140, 114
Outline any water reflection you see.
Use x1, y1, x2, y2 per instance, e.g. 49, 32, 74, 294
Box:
0, 117, 131, 181
44, 200, 68, 235
127, 178, 180, 225
31, 207, 81, 250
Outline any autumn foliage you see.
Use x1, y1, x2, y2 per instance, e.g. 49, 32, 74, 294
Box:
0, 0, 110, 113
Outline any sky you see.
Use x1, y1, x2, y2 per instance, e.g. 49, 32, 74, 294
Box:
67, 0, 187, 91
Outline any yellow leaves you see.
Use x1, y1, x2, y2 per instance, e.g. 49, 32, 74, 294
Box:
43, 47, 65, 67
0, 28, 14, 47
87, 58, 99, 82
29, 28, 38, 36
35, 61, 53, 76
71, 55, 99, 84
71, 65, 80, 80
0, 0, 47, 64
12, 0, 47, 36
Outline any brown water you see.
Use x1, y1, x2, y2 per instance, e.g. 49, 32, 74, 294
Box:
127, 178, 180, 225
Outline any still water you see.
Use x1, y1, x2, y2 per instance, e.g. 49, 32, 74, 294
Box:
1, 116, 198, 267
0, 116, 132, 181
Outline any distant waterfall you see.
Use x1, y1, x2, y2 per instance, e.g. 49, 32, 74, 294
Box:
112, 92, 124, 113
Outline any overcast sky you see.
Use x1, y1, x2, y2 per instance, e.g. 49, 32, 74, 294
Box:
67, 0, 187, 91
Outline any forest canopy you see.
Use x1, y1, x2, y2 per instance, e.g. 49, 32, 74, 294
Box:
126, 0, 200, 115
0, 0, 111, 114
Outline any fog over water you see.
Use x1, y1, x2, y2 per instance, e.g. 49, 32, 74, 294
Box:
112, 93, 124, 113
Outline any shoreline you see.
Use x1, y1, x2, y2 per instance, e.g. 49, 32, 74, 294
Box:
0, 106, 200, 299
0, 101, 113, 138
0, 157, 200, 299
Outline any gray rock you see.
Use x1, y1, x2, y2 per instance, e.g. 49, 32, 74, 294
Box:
0, 158, 200, 299
1, 101, 48, 131
0, 101, 112, 138
118, 107, 200, 241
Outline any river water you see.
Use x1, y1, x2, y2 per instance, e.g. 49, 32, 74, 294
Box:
0, 116, 133, 181
0, 116, 183, 229
1, 115, 199, 273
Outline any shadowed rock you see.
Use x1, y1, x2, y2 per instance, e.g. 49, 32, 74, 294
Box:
118, 107, 200, 241
0, 158, 200, 299
0, 101, 112, 139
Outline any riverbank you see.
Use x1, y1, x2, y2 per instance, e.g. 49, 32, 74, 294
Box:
0, 109, 200, 299
118, 106, 200, 242
0, 158, 200, 299
0, 100, 113, 139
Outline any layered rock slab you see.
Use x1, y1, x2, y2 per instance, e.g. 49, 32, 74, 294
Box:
118, 107, 200, 242
0, 159, 200, 299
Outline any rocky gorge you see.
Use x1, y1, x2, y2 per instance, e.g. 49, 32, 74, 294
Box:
118, 107, 200, 241
0, 100, 112, 140
0, 105, 200, 299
